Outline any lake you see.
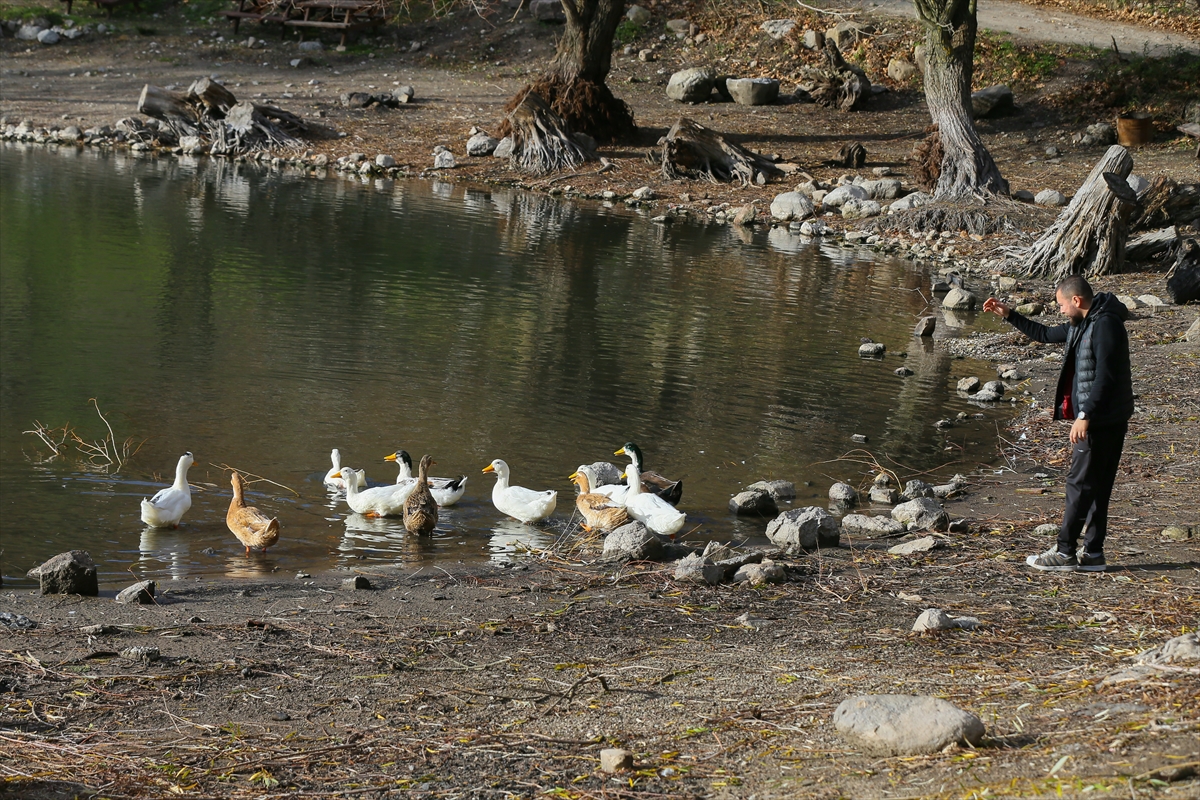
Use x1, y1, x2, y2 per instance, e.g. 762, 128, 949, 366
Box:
0, 143, 1007, 588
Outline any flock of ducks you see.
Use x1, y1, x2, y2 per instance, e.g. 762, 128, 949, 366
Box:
137, 442, 686, 554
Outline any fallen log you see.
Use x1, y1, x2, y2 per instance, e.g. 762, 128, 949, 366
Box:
1125, 226, 1178, 264
137, 84, 199, 138
1132, 177, 1200, 230
187, 77, 237, 115
1017, 145, 1138, 280
661, 117, 782, 185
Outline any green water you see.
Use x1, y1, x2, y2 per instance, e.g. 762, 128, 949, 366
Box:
0, 143, 1006, 587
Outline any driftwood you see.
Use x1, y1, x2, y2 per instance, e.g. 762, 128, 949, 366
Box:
661, 117, 782, 185
834, 142, 866, 168
1125, 227, 1178, 263
137, 81, 306, 155
1017, 145, 1137, 280
506, 90, 591, 176
1165, 238, 1200, 305
796, 41, 871, 112
1132, 177, 1200, 230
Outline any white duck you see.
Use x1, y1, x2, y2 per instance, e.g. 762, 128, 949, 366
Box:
621, 464, 686, 537
384, 449, 468, 506
336, 466, 415, 517
324, 448, 366, 491
578, 464, 631, 505
140, 452, 195, 528
482, 459, 557, 524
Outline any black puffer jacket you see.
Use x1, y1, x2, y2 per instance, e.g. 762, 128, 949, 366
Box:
1004, 292, 1134, 427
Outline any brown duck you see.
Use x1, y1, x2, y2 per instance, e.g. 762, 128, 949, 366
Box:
568, 469, 631, 532
403, 454, 439, 536
227, 471, 281, 555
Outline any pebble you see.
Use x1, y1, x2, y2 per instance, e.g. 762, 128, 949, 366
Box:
343, 575, 372, 590
116, 580, 156, 605
600, 748, 634, 772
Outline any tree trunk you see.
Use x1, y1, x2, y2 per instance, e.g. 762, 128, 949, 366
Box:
498, 0, 634, 142
187, 77, 237, 116
138, 84, 199, 137
914, 0, 1007, 199
1018, 145, 1137, 280
661, 117, 782, 185
506, 90, 591, 175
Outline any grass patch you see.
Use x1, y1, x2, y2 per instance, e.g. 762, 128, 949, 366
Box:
973, 32, 1088, 91
0, 4, 63, 25
615, 19, 641, 45
1051, 48, 1200, 123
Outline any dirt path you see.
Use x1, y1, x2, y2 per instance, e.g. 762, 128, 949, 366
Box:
831, 0, 1199, 55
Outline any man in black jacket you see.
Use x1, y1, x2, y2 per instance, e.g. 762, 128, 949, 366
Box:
983, 275, 1133, 572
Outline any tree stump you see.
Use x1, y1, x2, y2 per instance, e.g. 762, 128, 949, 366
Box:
187, 77, 238, 115
506, 90, 591, 175
1166, 237, 1200, 305
1018, 145, 1137, 280
1132, 177, 1200, 230
834, 142, 866, 168
797, 41, 871, 112
137, 84, 199, 138
661, 117, 782, 185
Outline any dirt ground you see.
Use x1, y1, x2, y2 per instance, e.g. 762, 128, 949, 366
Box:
3, 2, 1200, 797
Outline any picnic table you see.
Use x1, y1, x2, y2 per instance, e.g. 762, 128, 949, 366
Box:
219, 0, 387, 46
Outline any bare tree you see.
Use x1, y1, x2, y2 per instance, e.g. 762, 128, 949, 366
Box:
913, 0, 1007, 199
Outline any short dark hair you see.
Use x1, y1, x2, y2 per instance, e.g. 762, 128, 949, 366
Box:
1056, 274, 1094, 303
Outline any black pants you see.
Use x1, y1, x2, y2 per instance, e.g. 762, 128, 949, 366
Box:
1058, 422, 1128, 555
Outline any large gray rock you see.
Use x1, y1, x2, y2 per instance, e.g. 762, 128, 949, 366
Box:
803, 29, 824, 50
971, 85, 1013, 118
822, 184, 868, 208
674, 552, 724, 585
858, 342, 885, 357
862, 178, 902, 200
825, 20, 870, 50
766, 507, 841, 550
466, 133, 499, 156
956, 376, 980, 393
116, 580, 156, 605
868, 486, 899, 505
828, 482, 858, 506
584, 461, 623, 487
841, 198, 882, 220
729, 489, 779, 516
666, 18, 692, 38
531, 0, 566, 22
625, 4, 651, 24
840, 513, 905, 538
761, 19, 797, 39
1035, 188, 1068, 207
911, 608, 956, 632
891, 498, 949, 531
433, 147, 456, 169
666, 67, 716, 103
37, 29, 60, 45
903, 479, 934, 499
769, 191, 814, 222
726, 77, 780, 106
833, 695, 985, 755
493, 136, 515, 159
887, 57, 917, 82
16, 25, 44, 41
747, 480, 796, 501
888, 192, 932, 213
603, 521, 663, 561
914, 316, 936, 337
28, 550, 98, 596
941, 287, 976, 310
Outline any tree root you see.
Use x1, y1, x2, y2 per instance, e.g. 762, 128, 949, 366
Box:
504, 90, 592, 176
498, 76, 634, 144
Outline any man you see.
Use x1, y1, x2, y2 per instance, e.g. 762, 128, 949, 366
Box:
983, 275, 1133, 572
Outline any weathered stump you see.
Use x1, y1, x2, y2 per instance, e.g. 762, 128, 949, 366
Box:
797, 41, 871, 112
1166, 238, 1200, 305
1018, 145, 1137, 280
506, 90, 591, 175
138, 84, 199, 137
834, 142, 866, 168
187, 77, 238, 115
661, 117, 782, 185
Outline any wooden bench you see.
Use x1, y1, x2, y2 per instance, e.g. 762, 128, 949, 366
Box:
219, 0, 290, 36
286, 0, 387, 46
1179, 123, 1200, 159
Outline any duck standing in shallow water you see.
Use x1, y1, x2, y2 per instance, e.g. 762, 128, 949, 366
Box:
336, 466, 414, 517
403, 454, 439, 535
483, 459, 557, 524
324, 448, 366, 491
620, 464, 686, 537
384, 449, 468, 506
568, 468, 631, 532
227, 471, 281, 555
140, 452, 195, 529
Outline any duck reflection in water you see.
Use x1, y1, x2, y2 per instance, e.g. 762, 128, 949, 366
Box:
487, 518, 555, 564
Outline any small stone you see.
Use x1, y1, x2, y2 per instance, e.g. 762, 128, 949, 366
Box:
970, 85, 1013, 118
674, 552, 724, 585
822, 184, 868, 208
803, 29, 824, 50
1015, 302, 1042, 315
1044, 145, 1061, 158
1126, 174, 1149, 194
116, 580, 156, 605
665, 18, 691, 38
862, 178, 903, 200
433, 150, 456, 169
912, 608, 956, 632
903, 480, 934, 499
1013, 189, 1035, 202
895, 366, 914, 376
493, 136, 515, 159
530, 0, 566, 21
343, 575, 372, 590
632, 185, 655, 201
466, 133, 499, 156
1034, 523, 1059, 538
1160, 525, 1193, 542
766, 507, 841, 550
1137, 294, 1168, 308
760, 19, 797, 40
889, 536, 938, 555
37, 29, 60, 45
913, 316, 936, 337
825, 20, 870, 50
1035, 189, 1068, 207
851, 434, 869, 444
746, 480, 796, 501
120, 646, 161, 662
298, 40, 323, 52
891, 498, 949, 532
725, 77, 780, 106
869, 486, 899, 505
638, 48, 655, 62
858, 342, 885, 357
888, 192, 933, 213
887, 57, 917, 82
375, 154, 395, 168
828, 482, 858, 506
625, 4, 651, 24
600, 748, 634, 772
732, 204, 757, 226
733, 558, 785, 585
841, 199, 882, 220
729, 489, 779, 516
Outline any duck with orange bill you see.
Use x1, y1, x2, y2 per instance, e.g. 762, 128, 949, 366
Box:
385, 449, 467, 506
620, 463, 686, 536
568, 468, 631, 532
483, 459, 557, 524
615, 442, 683, 505
335, 466, 414, 517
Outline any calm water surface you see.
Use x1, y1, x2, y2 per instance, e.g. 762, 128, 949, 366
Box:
0, 143, 1008, 587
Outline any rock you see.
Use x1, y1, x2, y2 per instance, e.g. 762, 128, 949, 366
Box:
1015, 302, 1042, 315
932, 476, 966, 499
828, 483, 858, 506
732, 204, 757, 226
769, 191, 814, 222
970, 85, 1013, 119
734, 558, 785, 585
17, 25, 44, 40
895, 366, 914, 377
834, 695, 984, 756
116, 580, 156, 605
842, 199, 882, 220
1137, 294, 1168, 308
850, 433, 869, 444
1152, 632, 1200, 664
803, 29, 824, 50
726, 77, 780, 106
29, 551, 98, 596
887, 57, 918, 82
433, 149, 456, 169
747, 480, 797, 501
858, 342, 885, 357
625, 4, 651, 24
1035, 189, 1068, 207
121, 646, 161, 662
1161, 525, 1193, 542
888, 192, 932, 213
665, 19, 691, 38
0, 612, 37, 630
600, 748, 634, 772
729, 489, 779, 516
493, 136, 514, 159
891, 498, 949, 532
37, 29, 60, 45
869, 486, 899, 505
343, 575, 372, 590
1125, 173, 1150, 194
889, 536, 938, 556
666, 67, 715, 103
912, 608, 955, 632
375, 154, 396, 168
799, 219, 828, 236
941, 287, 976, 310
766, 507, 841, 550
392, 85, 415, 104
603, 521, 663, 561
341, 92, 374, 108
761, 19, 797, 39
674, 552, 725, 585
840, 514, 905, 538
914, 316, 936, 337
862, 178, 902, 200
466, 133, 499, 156
1034, 523, 1059, 538
298, 40, 323, 52
825, 20, 870, 50
638, 48, 655, 62
903, 479, 934, 499
531, 0, 566, 21
822, 184, 868, 208
632, 185, 655, 201
584, 462, 624, 487
1185, 317, 1200, 343
179, 135, 204, 154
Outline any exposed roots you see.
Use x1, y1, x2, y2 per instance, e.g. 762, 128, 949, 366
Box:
504, 90, 591, 176
912, 126, 943, 192
498, 76, 635, 144
867, 198, 1049, 236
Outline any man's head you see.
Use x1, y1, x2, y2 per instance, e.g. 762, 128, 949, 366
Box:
1055, 274, 1094, 324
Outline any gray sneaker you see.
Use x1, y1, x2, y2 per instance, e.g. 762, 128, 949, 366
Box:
1026, 547, 1079, 572
1078, 552, 1107, 572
